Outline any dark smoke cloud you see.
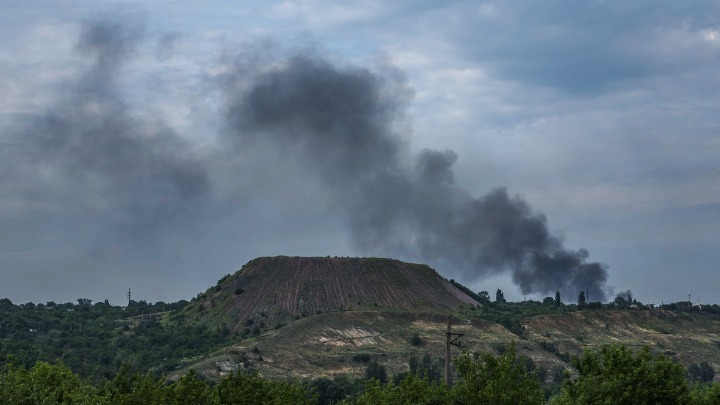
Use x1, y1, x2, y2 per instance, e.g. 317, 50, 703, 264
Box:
615, 290, 634, 302
0, 15, 610, 302
1, 17, 210, 244
226, 55, 408, 185
224, 53, 610, 301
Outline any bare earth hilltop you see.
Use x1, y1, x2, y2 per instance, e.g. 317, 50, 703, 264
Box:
182, 256, 477, 330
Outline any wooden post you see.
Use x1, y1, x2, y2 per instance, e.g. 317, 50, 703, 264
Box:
444, 315, 464, 387
445, 315, 451, 387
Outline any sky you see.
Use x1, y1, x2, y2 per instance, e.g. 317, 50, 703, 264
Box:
1, 1, 719, 306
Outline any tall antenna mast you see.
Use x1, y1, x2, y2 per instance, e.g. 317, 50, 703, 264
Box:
127, 288, 132, 306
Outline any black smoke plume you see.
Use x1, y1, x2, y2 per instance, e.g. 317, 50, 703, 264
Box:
614, 290, 634, 304
0, 15, 609, 302
223, 54, 609, 301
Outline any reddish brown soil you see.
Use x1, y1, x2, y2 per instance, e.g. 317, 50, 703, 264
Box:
209, 256, 478, 330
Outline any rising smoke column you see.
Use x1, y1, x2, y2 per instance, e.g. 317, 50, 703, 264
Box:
0, 14, 609, 302
223, 53, 609, 301
1, 17, 210, 244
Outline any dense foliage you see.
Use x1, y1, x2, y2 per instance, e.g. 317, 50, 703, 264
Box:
0, 361, 313, 405
688, 361, 716, 383
551, 345, 690, 405
2, 344, 720, 404
0, 298, 231, 380
452, 343, 544, 405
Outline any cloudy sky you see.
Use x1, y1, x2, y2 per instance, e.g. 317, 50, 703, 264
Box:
1, 1, 719, 306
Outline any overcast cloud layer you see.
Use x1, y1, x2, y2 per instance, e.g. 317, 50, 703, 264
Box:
1, 1, 719, 306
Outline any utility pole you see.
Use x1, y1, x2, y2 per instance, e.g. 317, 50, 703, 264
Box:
445, 315, 464, 387
445, 317, 450, 387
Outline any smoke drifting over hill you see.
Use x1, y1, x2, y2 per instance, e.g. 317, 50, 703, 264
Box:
1, 17, 609, 302
223, 54, 609, 301
2, 18, 209, 244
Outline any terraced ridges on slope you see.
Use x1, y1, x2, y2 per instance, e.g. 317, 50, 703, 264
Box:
182, 256, 478, 332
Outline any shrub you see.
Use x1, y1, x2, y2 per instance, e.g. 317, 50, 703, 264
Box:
352, 353, 371, 363
688, 361, 716, 382
365, 361, 388, 385
408, 332, 423, 346
454, 343, 544, 405
551, 345, 689, 404
539, 341, 558, 354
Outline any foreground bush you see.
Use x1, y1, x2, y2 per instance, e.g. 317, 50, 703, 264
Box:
0, 361, 103, 404
690, 382, 720, 405
353, 374, 450, 404
452, 343, 544, 405
550, 345, 689, 405
3, 344, 719, 404
217, 371, 315, 404
352, 343, 543, 405
0, 362, 312, 405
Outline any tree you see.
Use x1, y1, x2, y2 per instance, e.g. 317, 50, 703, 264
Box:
0, 360, 104, 404
216, 372, 314, 405
578, 290, 586, 307
478, 291, 491, 304
408, 352, 442, 382
170, 369, 214, 405
308, 377, 351, 405
365, 361, 388, 385
77, 298, 92, 307
354, 374, 450, 405
690, 383, 720, 405
407, 332, 423, 346
551, 365, 566, 383
495, 289, 505, 303
102, 364, 170, 405
452, 343, 544, 405
550, 345, 689, 405
555, 291, 561, 306
688, 361, 716, 383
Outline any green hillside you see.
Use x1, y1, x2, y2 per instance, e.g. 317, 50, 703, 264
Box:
178, 303, 720, 382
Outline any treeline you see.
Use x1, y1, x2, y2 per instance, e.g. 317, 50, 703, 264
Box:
449, 279, 720, 313
447, 280, 720, 338
2, 344, 720, 404
0, 297, 231, 379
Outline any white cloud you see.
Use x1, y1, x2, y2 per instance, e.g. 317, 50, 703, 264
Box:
701, 29, 720, 41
